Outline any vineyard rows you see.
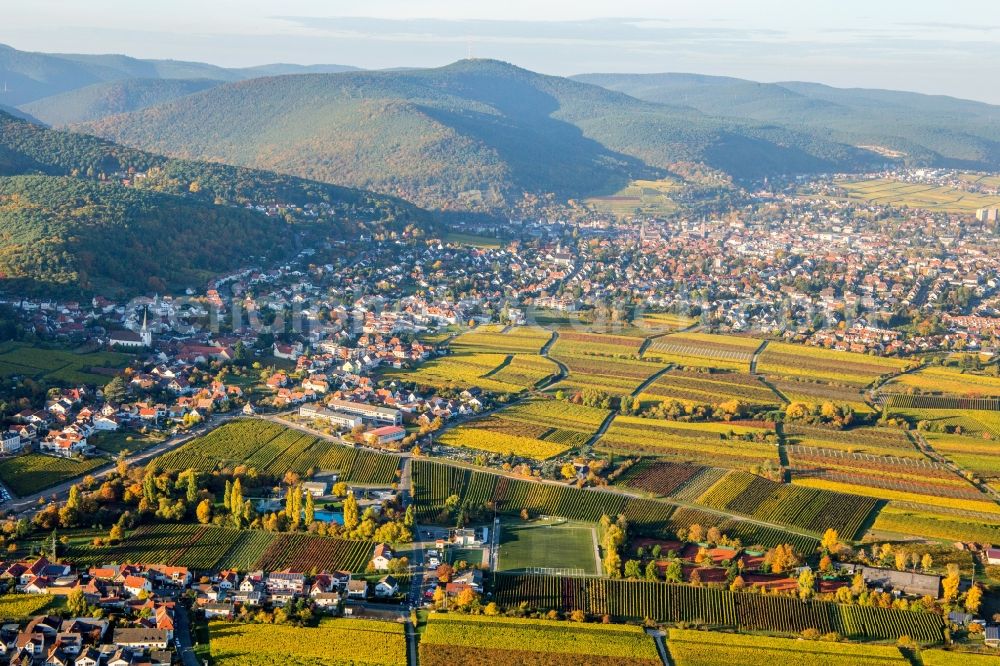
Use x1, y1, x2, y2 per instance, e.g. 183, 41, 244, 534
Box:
885, 394, 1000, 412
757, 342, 908, 387
596, 416, 778, 466
639, 369, 780, 406
384, 351, 525, 394
420, 614, 661, 666
210, 619, 406, 666
492, 574, 944, 643
159, 420, 400, 484
644, 332, 760, 370
617, 460, 705, 496
413, 460, 816, 549
489, 354, 560, 388
699, 470, 880, 539
550, 357, 666, 395
451, 325, 552, 354
70, 523, 373, 572
783, 424, 922, 458
667, 628, 909, 665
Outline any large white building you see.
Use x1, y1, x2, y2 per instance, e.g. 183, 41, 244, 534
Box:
326, 399, 402, 425
0, 431, 21, 454
298, 404, 363, 429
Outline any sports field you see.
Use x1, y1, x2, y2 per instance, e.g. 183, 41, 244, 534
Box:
496, 518, 600, 576
0, 342, 132, 385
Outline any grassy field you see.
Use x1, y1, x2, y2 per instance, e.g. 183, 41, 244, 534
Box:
209, 618, 407, 665
837, 178, 1000, 213
0, 453, 106, 496
921, 648, 1000, 664
585, 177, 681, 217
0, 342, 132, 385
420, 614, 661, 666
444, 232, 503, 248
496, 518, 600, 575
90, 430, 164, 454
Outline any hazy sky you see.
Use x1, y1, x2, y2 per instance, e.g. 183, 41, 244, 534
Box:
4, 0, 1000, 103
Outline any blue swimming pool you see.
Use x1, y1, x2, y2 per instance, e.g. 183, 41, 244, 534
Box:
312, 510, 344, 524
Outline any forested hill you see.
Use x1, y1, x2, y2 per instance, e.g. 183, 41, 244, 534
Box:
572, 72, 1000, 169
0, 42, 357, 106
75, 59, 885, 210
0, 111, 429, 297
20, 78, 224, 126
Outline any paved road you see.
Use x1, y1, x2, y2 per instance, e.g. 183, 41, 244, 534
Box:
399, 457, 414, 507
405, 620, 418, 666
406, 535, 426, 608
584, 410, 617, 448
7, 412, 238, 517
538, 331, 568, 386
749, 340, 768, 374
631, 364, 674, 398
647, 628, 673, 666
174, 605, 201, 666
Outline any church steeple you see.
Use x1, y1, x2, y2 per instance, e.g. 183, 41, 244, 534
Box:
141, 307, 152, 347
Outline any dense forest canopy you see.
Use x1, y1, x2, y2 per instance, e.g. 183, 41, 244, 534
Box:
0, 110, 431, 297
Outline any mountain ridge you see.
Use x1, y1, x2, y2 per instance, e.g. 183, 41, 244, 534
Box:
75, 59, 885, 210
572, 72, 1000, 168
0, 42, 356, 106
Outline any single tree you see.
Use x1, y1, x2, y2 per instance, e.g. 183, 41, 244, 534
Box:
343, 491, 359, 531
196, 499, 212, 524
304, 492, 315, 525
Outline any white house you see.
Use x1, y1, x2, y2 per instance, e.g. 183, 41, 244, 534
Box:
0, 431, 21, 454
374, 575, 398, 597
91, 415, 120, 432
372, 543, 394, 571
346, 580, 368, 599
123, 575, 152, 598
